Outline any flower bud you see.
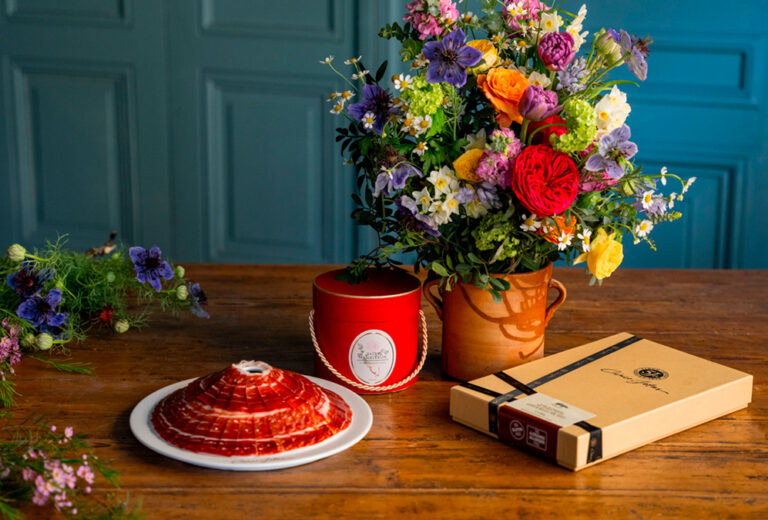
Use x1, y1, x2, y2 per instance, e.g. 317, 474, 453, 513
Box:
519, 85, 561, 122
7, 244, 26, 262
114, 319, 130, 334
595, 29, 624, 65
36, 333, 53, 351
22, 333, 36, 347
106, 272, 116, 283
176, 285, 188, 301
54, 280, 65, 291
174, 265, 185, 278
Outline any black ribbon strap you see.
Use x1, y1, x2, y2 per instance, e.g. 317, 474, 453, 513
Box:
466, 335, 642, 463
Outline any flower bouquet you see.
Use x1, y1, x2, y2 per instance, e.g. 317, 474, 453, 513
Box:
322, 0, 695, 302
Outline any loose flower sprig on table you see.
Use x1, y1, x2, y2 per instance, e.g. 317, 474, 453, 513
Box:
0, 236, 210, 407
322, 0, 696, 300
0, 415, 144, 519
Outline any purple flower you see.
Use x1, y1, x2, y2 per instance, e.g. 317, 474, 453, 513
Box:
556, 57, 588, 94
538, 32, 575, 71
476, 129, 521, 189
6, 261, 54, 299
373, 163, 422, 197
129, 246, 174, 292
347, 84, 397, 134
396, 196, 440, 237
585, 125, 638, 180
610, 29, 650, 81
474, 182, 501, 207
422, 28, 483, 87
518, 85, 561, 122
187, 283, 210, 319
0, 319, 21, 366
16, 289, 67, 329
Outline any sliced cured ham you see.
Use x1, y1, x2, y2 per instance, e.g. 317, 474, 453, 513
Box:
151, 361, 353, 456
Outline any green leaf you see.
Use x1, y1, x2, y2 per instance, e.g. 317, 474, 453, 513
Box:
467, 252, 483, 264
375, 60, 389, 83
490, 289, 502, 304
425, 108, 446, 139
455, 263, 472, 274
399, 38, 423, 62
431, 261, 449, 277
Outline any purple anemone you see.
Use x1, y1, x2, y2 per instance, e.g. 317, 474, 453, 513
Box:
187, 283, 210, 319
422, 28, 483, 87
396, 196, 440, 237
585, 125, 638, 180
373, 163, 423, 197
16, 289, 67, 329
129, 246, 174, 292
6, 261, 54, 299
347, 84, 398, 134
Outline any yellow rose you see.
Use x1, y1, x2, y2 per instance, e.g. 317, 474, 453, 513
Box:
452, 148, 485, 183
574, 228, 623, 280
466, 40, 499, 74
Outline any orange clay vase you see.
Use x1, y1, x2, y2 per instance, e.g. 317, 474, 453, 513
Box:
423, 263, 566, 381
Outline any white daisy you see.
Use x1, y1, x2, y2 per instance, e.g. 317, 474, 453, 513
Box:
327, 92, 341, 102
411, 53, 428, 70
344, 56, 362, 65
682, 177, 697, 193
513, 39, 530, 53
635, 220, 654, 237
412, 114, 432, 136
320, 55, 334, 64
401, 112, 416, 133
668, 192, 677, 208
640, 190, 655, 210
413, 141, 429, 156
660, 166, 668, 186
394, 74, 413, 91
329, 103, 344, 114
556, 231, 573, 251
519, 214, 542, 232
340, 90, 354, 101
361, 111, 376, 130
351, 70, 369, 80
578, 228, 592, 252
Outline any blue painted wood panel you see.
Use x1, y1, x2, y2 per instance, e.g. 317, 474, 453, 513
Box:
0, 0, 765, 268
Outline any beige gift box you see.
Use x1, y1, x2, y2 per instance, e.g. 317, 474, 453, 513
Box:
450, 333, 753, 471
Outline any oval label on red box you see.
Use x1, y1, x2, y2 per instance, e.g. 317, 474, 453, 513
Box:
349, 330, 396, 385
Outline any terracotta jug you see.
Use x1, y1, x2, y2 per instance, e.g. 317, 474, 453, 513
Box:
423, 263, 566, 381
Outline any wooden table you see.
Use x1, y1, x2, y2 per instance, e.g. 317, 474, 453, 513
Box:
12, 266, 768, 519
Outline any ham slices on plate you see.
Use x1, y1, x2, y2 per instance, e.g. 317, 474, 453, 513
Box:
151, 361, 353, 457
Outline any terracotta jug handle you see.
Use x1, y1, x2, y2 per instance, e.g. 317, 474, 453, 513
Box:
545, 278, 567, 326
422, 279, 444, 321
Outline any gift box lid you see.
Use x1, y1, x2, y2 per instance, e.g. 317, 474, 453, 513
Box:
450, 333, 753, 471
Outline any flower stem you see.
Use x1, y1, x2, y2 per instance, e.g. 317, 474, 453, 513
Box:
521, 119, 531, 143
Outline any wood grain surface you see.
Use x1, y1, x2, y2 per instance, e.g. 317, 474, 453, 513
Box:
10, 266, 768, 519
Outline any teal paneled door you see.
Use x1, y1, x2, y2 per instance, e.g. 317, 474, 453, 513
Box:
0, 1, 766, 267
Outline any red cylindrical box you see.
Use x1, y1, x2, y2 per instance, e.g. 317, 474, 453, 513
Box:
312, 269, 422, 394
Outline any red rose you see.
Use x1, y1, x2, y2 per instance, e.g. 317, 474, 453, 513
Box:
511, 145, 579, 217
529, 114, 567, 146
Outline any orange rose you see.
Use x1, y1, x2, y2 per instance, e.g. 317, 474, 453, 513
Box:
477, 68, 530, 127
537, 215, 577, 244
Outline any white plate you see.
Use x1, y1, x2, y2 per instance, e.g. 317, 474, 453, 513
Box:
129, 375, 372, 471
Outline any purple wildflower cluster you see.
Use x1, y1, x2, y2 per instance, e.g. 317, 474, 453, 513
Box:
557, 57, 588, 94
607, 29, 651, 81
0, 318, 22, 372
20, 427, 95, 515
585, 125, 638, 180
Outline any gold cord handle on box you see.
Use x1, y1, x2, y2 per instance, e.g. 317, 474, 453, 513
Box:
308, 309, 429, 392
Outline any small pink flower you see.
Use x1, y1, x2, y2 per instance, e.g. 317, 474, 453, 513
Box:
64, 426, 74, 439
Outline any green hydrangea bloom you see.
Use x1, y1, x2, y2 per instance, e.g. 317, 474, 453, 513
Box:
472, 213, 520, 261
401, 75, 444, 117
551, 98, 597, 153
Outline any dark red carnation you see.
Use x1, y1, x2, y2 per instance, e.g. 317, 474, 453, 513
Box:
529, 114, 567, 146
511, 145, 579, 217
